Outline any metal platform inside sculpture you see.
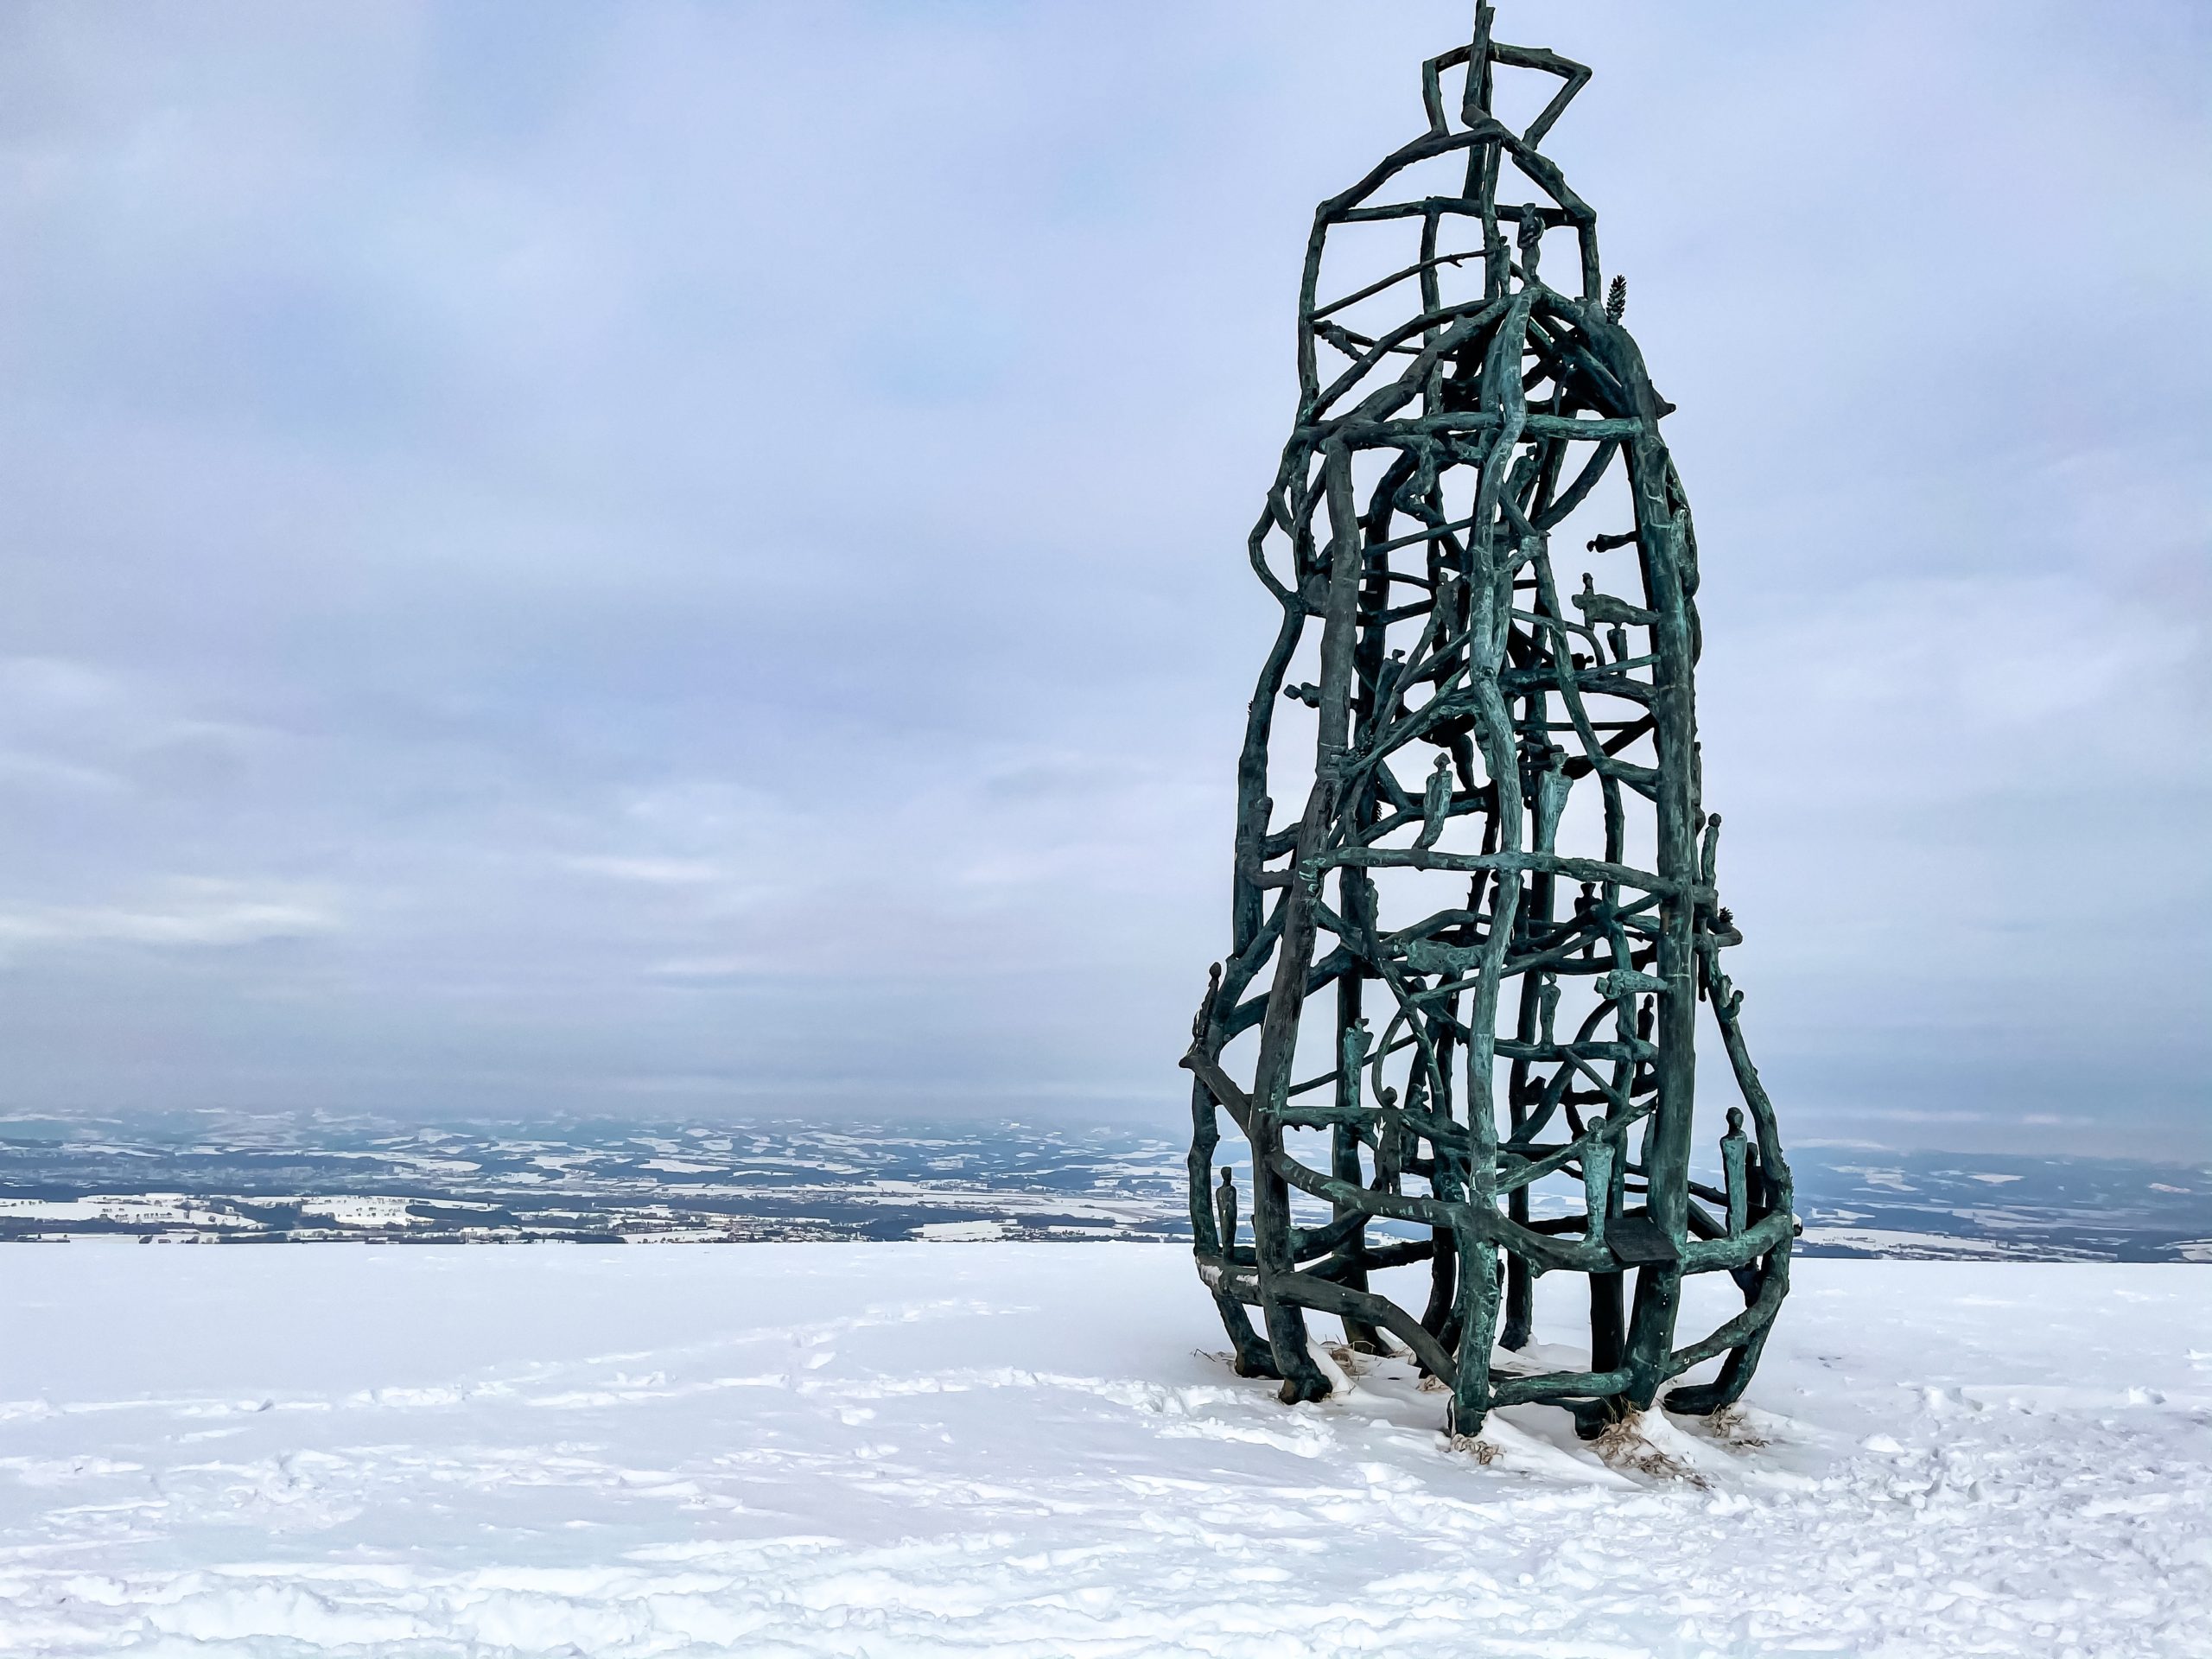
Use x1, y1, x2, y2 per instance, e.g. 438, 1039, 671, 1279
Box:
1180, 6, 1795, 1441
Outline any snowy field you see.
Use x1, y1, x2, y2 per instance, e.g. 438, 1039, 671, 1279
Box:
0, 1246, 2205, 1656
6, 1115, 2209, 1257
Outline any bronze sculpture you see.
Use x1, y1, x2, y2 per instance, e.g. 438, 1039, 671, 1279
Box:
1182, 6, 1794, 1441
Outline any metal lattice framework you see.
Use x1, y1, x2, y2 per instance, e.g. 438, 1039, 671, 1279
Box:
1180, 8, 1794, 1441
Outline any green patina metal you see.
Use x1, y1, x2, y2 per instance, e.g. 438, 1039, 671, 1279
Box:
1181, 7, 1794, 1441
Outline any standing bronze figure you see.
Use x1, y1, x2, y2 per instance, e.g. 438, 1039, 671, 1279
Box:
1182, 8, 1794, 1440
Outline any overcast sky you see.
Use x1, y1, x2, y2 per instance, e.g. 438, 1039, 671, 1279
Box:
0, 1, 2203, 1154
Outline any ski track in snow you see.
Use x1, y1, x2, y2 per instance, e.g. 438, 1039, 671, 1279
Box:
0, 1245, 2204, 1656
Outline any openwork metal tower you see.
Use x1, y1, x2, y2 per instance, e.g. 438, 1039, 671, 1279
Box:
1181, 9, 1794, 1440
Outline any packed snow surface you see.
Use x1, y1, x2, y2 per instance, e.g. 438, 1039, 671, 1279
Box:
0, 1245, 2205, 1656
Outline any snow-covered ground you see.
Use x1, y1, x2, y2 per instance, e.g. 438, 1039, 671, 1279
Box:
0, 1245, 2204, 1656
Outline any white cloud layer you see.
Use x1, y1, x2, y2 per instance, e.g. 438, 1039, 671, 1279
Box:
0, 1, 2202, 1152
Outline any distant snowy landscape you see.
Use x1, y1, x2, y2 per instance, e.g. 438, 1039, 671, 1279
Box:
3, 1113, 2207, 1260
0, 1244, 2205, 1656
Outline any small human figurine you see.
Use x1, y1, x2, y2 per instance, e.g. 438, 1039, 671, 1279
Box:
1516, 206, 1546, 278
1339, 1018, 1373, 1104
1414, 753, 1454, 850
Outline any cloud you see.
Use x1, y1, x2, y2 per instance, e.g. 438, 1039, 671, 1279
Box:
0, 0, 2200, 1152
647, 956, 766, 981
563, 855, 726, 886
0, 880, 338, 950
